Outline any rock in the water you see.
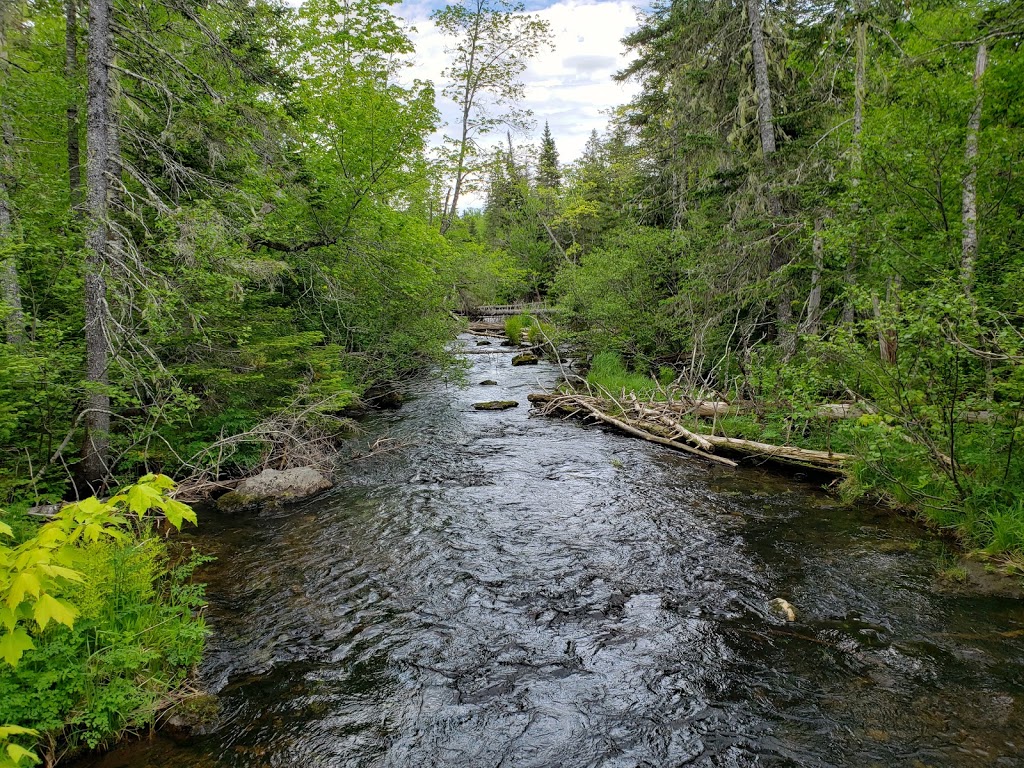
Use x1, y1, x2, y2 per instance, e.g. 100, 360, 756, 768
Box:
480, 379, 498, 386
476, 340, 491, 346
511, 353, 539, 366
217, 467, 333, 513
768, 598, 798, 622
364, 383, 404, 409
473, 400, 519, 411
500, 340, 517, 347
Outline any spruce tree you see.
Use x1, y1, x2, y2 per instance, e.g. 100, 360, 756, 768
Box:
536, 121, 561, 189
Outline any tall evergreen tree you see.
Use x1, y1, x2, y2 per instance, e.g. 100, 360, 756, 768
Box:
537, 121, 561, 189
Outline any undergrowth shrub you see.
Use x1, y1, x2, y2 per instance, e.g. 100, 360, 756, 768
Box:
0, 475, 208, 766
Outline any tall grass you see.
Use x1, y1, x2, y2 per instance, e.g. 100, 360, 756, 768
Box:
585, 352, 660, 400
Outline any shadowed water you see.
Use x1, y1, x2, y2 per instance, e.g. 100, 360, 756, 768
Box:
78, 336, 1024, 767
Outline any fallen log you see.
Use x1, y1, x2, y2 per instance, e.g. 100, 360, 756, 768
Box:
572, 399, 738, 467
530, 391, 852, 473
634, 403, 715, 452
698, 434, 850, 470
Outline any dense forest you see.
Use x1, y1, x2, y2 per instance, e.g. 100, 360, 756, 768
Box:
1, 0, 1023, 763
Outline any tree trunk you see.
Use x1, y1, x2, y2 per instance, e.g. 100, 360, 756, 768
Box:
842, 15, 867, 326
746, 0, 792, 352
803, 217, 825, 335
66, 0, 82, 210
0, 14, 24, 345
746, 0, 776, 159
81, 0, 113, 489
961, 42, 987, 303
871, 275, 899, 365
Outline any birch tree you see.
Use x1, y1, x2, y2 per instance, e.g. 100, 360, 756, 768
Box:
432, 0, 552, 233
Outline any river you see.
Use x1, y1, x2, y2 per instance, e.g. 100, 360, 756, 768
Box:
79, 335, 1024, 767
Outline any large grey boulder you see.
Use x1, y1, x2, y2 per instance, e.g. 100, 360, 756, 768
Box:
217, 467, 333, 513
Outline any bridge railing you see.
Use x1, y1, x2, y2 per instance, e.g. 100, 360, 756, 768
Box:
459, 302, 554, 318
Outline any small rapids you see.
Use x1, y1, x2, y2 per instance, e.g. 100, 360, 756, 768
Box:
78, 336, 1024, 767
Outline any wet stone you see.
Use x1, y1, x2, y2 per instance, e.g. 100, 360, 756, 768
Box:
511, 353, 539, 366
480, 379, 498, 386
473, 400, 519, 411
769, 597, 798, 621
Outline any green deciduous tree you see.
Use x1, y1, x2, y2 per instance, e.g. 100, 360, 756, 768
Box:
431, 0, 552, 232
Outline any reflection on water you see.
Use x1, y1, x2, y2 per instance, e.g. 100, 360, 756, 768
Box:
76, 335, 1024, 767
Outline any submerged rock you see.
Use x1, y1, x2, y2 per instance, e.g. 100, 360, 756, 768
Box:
480, 379, 498, 386
217, 467, 333, 513
364, 383, 404, 409
476, 340, 491, 346
164, 693, 221, 738
511, 353, 539, 366
769, 597, 798, 622
473, 400, 519, 411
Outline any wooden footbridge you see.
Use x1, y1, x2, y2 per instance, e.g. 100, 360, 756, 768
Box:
458, 301, 554, 318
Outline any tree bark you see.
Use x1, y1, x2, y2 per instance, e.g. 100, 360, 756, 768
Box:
0, 14, 24, 345
803, 217, 825, 335
746, 0, 793, 353
746, 0, 776, 159
871, 275, 899, 365
960, 42, 987, 302
842, 14, 867, 326
81, 0, 113, 488
66, 0, 82, 210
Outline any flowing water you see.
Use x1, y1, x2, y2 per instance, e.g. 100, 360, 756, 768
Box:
79, 336, 1024, 767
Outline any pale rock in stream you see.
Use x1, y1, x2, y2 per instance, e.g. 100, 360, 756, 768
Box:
217, 467, 333, 513
769, 598, 798, 621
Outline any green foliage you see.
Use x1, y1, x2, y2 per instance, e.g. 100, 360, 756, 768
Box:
0, 0, 461, 501
585, 352, 660, 400
0, 476, 206, 764
504, 314, 528, 345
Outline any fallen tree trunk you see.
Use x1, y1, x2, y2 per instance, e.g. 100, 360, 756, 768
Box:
530, 391, 852, 473
572, 399, 738, 467
698, 434, 850, 469
533, 392, 867, 421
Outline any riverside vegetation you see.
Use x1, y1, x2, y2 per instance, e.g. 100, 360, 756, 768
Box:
1, 0, 1023, 762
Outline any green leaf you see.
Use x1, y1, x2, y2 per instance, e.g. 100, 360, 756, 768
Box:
32, 594, 77, 631
35, 564, 83, 583
6, 572, 41, 610
126, 483, 164, 517
160, 498, 197, 530
0, 522, 12, 538
0, 727, 37, 740
5, 744, 40, 766
0, 628, 35, 666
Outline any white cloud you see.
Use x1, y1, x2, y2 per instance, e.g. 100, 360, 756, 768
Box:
398, 0, 641, 207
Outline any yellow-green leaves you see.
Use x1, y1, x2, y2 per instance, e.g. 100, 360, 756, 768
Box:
0, 628, 34, 667
0, 726, 40, 768
108, 474, 196, 529
0, 474, 198, 668
31, 594, 77, 632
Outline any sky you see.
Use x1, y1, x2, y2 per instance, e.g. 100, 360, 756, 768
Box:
394, 0, 643, 169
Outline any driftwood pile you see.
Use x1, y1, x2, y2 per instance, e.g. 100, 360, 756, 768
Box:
528, 391, 853, 473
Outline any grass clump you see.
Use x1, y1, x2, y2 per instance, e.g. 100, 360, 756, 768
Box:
586, 352, 660, 400
504, 314, 531, 345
